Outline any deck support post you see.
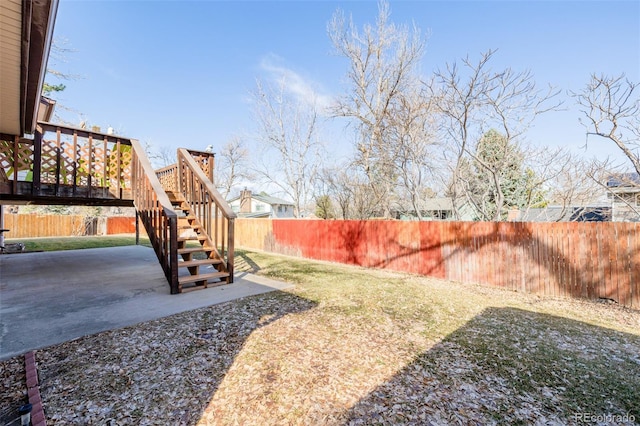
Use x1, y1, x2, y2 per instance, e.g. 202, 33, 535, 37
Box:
0, 205, 4, 248
135, 209, 140, 245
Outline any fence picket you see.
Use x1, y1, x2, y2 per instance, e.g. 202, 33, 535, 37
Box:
631, 223, 640, 309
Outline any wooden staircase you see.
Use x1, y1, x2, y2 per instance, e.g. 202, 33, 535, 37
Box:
134, 146, 235, 294
167, 190, 230, 292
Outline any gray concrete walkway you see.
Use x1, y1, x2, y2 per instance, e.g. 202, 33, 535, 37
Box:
0, 245, 291, 360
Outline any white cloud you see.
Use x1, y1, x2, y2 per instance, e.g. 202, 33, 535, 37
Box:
259, 53, 335, 114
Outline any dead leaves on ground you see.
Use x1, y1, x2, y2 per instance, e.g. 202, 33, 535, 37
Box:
1, 275, 639, 425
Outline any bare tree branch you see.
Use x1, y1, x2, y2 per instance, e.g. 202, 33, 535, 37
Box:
216, 136, 253, 199
432, 50, 562, 221
574, 73, 640, 176
251, 78, 323, 217
328, 0, 427, 218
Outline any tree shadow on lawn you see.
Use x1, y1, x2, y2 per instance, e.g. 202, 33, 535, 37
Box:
343, 307, 640, 425
35, 291, 316, 425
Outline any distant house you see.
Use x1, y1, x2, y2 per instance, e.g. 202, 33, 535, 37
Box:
516, 205, 612, 222
606, 173, 640, 222
394, 197, 475, 221
228, 189, 295, 218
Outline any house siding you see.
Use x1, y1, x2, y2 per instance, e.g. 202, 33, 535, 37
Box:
228, 197, 294, 218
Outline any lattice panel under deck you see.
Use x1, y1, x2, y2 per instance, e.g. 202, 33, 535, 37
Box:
0, 139, 34, 178
106, 145, 132, 189
39, 138, 132, 189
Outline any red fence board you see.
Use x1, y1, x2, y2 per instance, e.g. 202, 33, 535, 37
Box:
631, 224, 640, 308
106, 217, 137, 234
239, 218, 639, 310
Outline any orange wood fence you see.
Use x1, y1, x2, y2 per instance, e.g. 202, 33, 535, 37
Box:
2, 214, 145, 237
105, 216, 142, 235
3, 214, 87, 237
235, 219, 639, 309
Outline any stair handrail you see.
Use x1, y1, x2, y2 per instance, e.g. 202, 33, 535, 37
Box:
176, 148, 236, 282
130, 139, 179, 293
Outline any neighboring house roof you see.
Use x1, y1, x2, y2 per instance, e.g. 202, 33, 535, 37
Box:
519, 205, 612, 222
393, 197, 456, 212
253, 194, 294, 206
607, 173, 640, 188
520, 207, 569, 222
237, 211, 271, 219
0, 0, 59, 136
421, 197, 454, 210
228, 193, 294, 206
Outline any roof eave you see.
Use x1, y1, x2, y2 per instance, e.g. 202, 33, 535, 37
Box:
21, 0, 59, 135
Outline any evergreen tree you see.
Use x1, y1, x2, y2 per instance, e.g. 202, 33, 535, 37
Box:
466, 129, 545, 220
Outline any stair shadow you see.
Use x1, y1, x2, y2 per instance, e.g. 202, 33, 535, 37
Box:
341, 307, 640, 424
235, 249, 262, 273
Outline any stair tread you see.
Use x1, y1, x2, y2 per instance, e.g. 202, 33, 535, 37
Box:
179, 224, 202, 229
178, 271, 229, 285
166, 191, 185, 200
178, 246, 215, 254
179, 258, 223, 267
178, 235, 207, 242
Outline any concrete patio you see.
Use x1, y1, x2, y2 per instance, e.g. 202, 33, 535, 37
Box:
0, 245, 292, 360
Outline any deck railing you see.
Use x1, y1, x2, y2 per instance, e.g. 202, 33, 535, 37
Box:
0, 122, 133, 201
175, 148, 236, 281
130, 139, 179, 293
156, 163, 178, 192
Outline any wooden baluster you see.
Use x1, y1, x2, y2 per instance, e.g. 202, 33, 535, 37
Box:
32, 126, 43, 195
72, 131, 78, 195
87, 134, 93, 198
103, 136, 108, 191
116, 139, 121, 198
12, 136, 19, 194
55, 128, 61, 195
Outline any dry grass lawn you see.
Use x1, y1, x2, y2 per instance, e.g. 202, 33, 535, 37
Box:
2, 249, 639, 425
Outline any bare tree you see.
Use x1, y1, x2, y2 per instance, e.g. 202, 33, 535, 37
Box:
251, 78, 323, 217
43, 37, 81, 96
328, 0, 427, 218
388, 89, 440, 219
321, 164, 378, 219
582, 157, 640, 221
145, 143, 176, 169
215, 136, 252, 199
516, 149, 603, 222
41, 37, 87, 125
432, 49, 561, 220
575, 73, 640, 176
573, 74, 640, 221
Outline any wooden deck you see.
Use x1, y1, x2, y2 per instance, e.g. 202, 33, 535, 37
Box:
0, 182, 134, 206
1, 122, 134, 206
1, 123, 236, 294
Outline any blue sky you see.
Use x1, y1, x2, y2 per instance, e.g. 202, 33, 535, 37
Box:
49, 0, 639, 169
